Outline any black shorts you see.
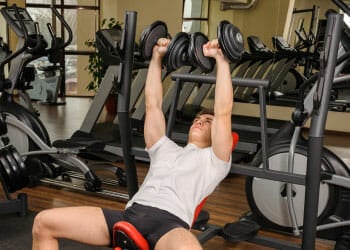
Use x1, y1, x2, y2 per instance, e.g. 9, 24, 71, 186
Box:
102, 203, 189, 249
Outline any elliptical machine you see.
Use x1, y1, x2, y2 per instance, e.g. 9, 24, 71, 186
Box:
3, 4, 72, 108
244, 3, 350, 248
1, 4, 70, 113
25, 23, 67, 106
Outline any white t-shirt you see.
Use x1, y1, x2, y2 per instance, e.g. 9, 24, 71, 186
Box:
126, 136, 231, 226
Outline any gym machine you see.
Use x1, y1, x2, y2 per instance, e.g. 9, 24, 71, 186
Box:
58, 25, 155, 163
247, 35, 307, 97
0, 5, 139, 206
247, 33, 350, 112
0, 4, 70, 114
242, 2, 350, 249
0, 37, 11, 62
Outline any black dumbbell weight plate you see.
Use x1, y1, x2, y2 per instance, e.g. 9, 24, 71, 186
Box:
10, 146, 26, 176
4, 147, 23, 189
0, 150, 16, 192
164, 32, 190, 72
218, 20, 244, 62
189, 32, 215, 73
9, 145, 29, 188
0, 114, 7, 135
140, 21, 168, 60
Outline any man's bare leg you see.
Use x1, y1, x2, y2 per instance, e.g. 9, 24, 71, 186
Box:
32, 206, 110, 250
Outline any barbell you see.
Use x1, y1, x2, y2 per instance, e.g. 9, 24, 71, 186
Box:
139, 20, 245, 73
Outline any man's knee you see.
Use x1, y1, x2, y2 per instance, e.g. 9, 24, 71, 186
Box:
32, 210, 52, 238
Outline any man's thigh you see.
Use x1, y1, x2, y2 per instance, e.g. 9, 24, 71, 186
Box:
38, 206, 111, 246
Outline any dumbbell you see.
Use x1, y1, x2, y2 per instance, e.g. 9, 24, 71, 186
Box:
140, 21, 210, 72
139, 20, 245, 73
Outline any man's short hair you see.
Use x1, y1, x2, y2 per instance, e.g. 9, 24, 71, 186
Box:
197, 108, 214, 116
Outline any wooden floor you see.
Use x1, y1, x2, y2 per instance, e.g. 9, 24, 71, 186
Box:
1, 97, 335, 250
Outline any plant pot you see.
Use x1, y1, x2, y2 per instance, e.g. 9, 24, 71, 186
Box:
105, 94, 117, 121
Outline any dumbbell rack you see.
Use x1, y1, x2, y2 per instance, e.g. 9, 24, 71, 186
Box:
166, 13, 342, 250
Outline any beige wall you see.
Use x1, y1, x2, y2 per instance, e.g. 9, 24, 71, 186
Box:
76, 9, 99, 96
101, 0, 183, 42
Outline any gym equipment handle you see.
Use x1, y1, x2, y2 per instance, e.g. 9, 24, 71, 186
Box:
171, 73, 269, 89
0, 5, 30, 80
50, 5, 73, 49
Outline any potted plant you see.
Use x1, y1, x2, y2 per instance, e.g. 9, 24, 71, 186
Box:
85, 18, 122, 121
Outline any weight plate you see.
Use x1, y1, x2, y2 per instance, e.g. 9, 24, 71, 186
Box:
189, 32, 215, 73
0, 150, 16, 192
218, 20, 244, 62
0, 114, 7, 135
4, 147, 22, 188
9, 145, 29, 188
10, 146, 26, 175
0, 152, 10, 186
164, 32, 190, 72
140, 20, 168, 60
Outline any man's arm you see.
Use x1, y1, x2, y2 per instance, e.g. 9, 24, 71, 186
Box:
203, 40, 233, 162
144, 39, 169, 149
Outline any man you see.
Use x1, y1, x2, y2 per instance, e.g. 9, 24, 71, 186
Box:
32, 37, 234, 250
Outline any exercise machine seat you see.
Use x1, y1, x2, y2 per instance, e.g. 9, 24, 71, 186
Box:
231, 131, 239, 151
113, 132, 239, 250
113, 221, 150, 250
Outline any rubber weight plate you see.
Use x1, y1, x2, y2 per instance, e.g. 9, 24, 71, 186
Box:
9, 145, 29, 189
140, 20, 168, 60
189, 32, 215, 73
218, 20, 244, 62
164, 32, 190, 72
0, 114, 7, 135
4, 147, 22, 189
0, 150, 16, 192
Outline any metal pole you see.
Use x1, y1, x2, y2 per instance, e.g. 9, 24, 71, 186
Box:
117, 11, 138, 198
301, 13, 342, 250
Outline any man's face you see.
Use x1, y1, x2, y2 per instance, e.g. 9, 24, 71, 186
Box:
189, 114, 213, 146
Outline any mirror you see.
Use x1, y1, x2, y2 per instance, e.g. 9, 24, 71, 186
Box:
182, 0, 209, 34
182, 20, 208, 34
183, 0, 208, 18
